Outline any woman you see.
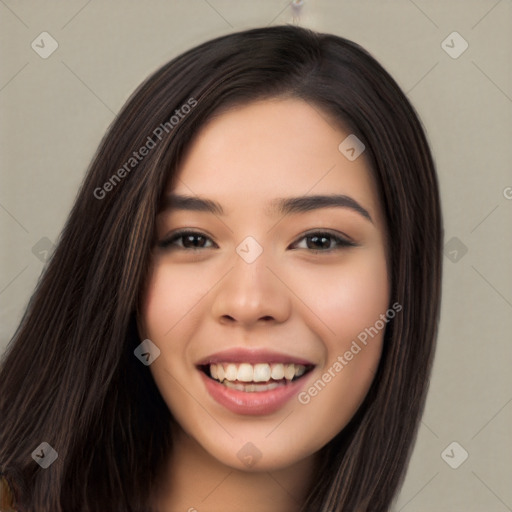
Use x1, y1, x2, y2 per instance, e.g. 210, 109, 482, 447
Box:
0, 25, 443, 511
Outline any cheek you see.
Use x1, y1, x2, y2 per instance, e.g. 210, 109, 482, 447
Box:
290, 251, 389, 445
139, 264, 201, 383
290, 249, 390, 343
142, 268, 178, 339
141, 263, 209, 339
139, 265, 202, 420
298, 337, 383, 452
334, 258, 389, 340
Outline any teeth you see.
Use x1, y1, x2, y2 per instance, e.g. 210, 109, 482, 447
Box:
225, 364, 237, 381
284, 364, 295, 380
295, 364, 306, 377
237, 363, 253, 382
224, 380, 282, 392
253, 363, 271, 382
224, 381, 246, 391
271, 364, 284, 380
208, 362, 309, 384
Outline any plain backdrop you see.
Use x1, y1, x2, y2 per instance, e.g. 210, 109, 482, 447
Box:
1, 1, 511, 511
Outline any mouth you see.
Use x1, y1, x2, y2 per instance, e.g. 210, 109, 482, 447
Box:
196, 350, 316, 415
198, 362, 315, 392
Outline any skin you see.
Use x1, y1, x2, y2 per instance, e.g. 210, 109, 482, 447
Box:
139, 98, 390, 512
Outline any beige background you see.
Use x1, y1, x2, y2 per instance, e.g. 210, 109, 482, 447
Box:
1, 1, 511, 510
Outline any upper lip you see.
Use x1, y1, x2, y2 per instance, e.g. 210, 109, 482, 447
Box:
196, 348, 315, 366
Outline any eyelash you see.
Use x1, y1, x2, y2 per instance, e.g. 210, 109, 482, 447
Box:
156, 229, 357, 253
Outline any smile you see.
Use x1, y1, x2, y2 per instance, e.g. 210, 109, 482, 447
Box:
201, 362, 312, 392
196, 350, 316, 415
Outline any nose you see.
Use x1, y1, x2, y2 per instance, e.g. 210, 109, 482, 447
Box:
210, 249, 292, 328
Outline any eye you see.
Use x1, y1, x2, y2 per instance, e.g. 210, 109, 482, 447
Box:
290, 231, 356, 252
157, 230, 217, 250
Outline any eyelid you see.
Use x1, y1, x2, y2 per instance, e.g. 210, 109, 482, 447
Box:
156, 229, 217, 249
289, 229, 357, 250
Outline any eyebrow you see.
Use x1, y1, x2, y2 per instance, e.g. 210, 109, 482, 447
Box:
160, 193, 373, 223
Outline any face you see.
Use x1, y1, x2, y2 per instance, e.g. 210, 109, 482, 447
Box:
139, 98, 390, 472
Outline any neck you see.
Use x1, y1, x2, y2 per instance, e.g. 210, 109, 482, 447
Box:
153, 424, 317, 512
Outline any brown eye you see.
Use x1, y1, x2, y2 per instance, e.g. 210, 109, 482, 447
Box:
290, 231, 356, 252
181, 234, 209, 248
157, 231, 216, 250
306, 234, 333, 250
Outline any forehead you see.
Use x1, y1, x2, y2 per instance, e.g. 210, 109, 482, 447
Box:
169, 98, 382, 222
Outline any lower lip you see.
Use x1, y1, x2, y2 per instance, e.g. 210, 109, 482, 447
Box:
199, 371, 310, 415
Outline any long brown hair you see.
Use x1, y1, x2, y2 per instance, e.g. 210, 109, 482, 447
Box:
0, 25, 442, 511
